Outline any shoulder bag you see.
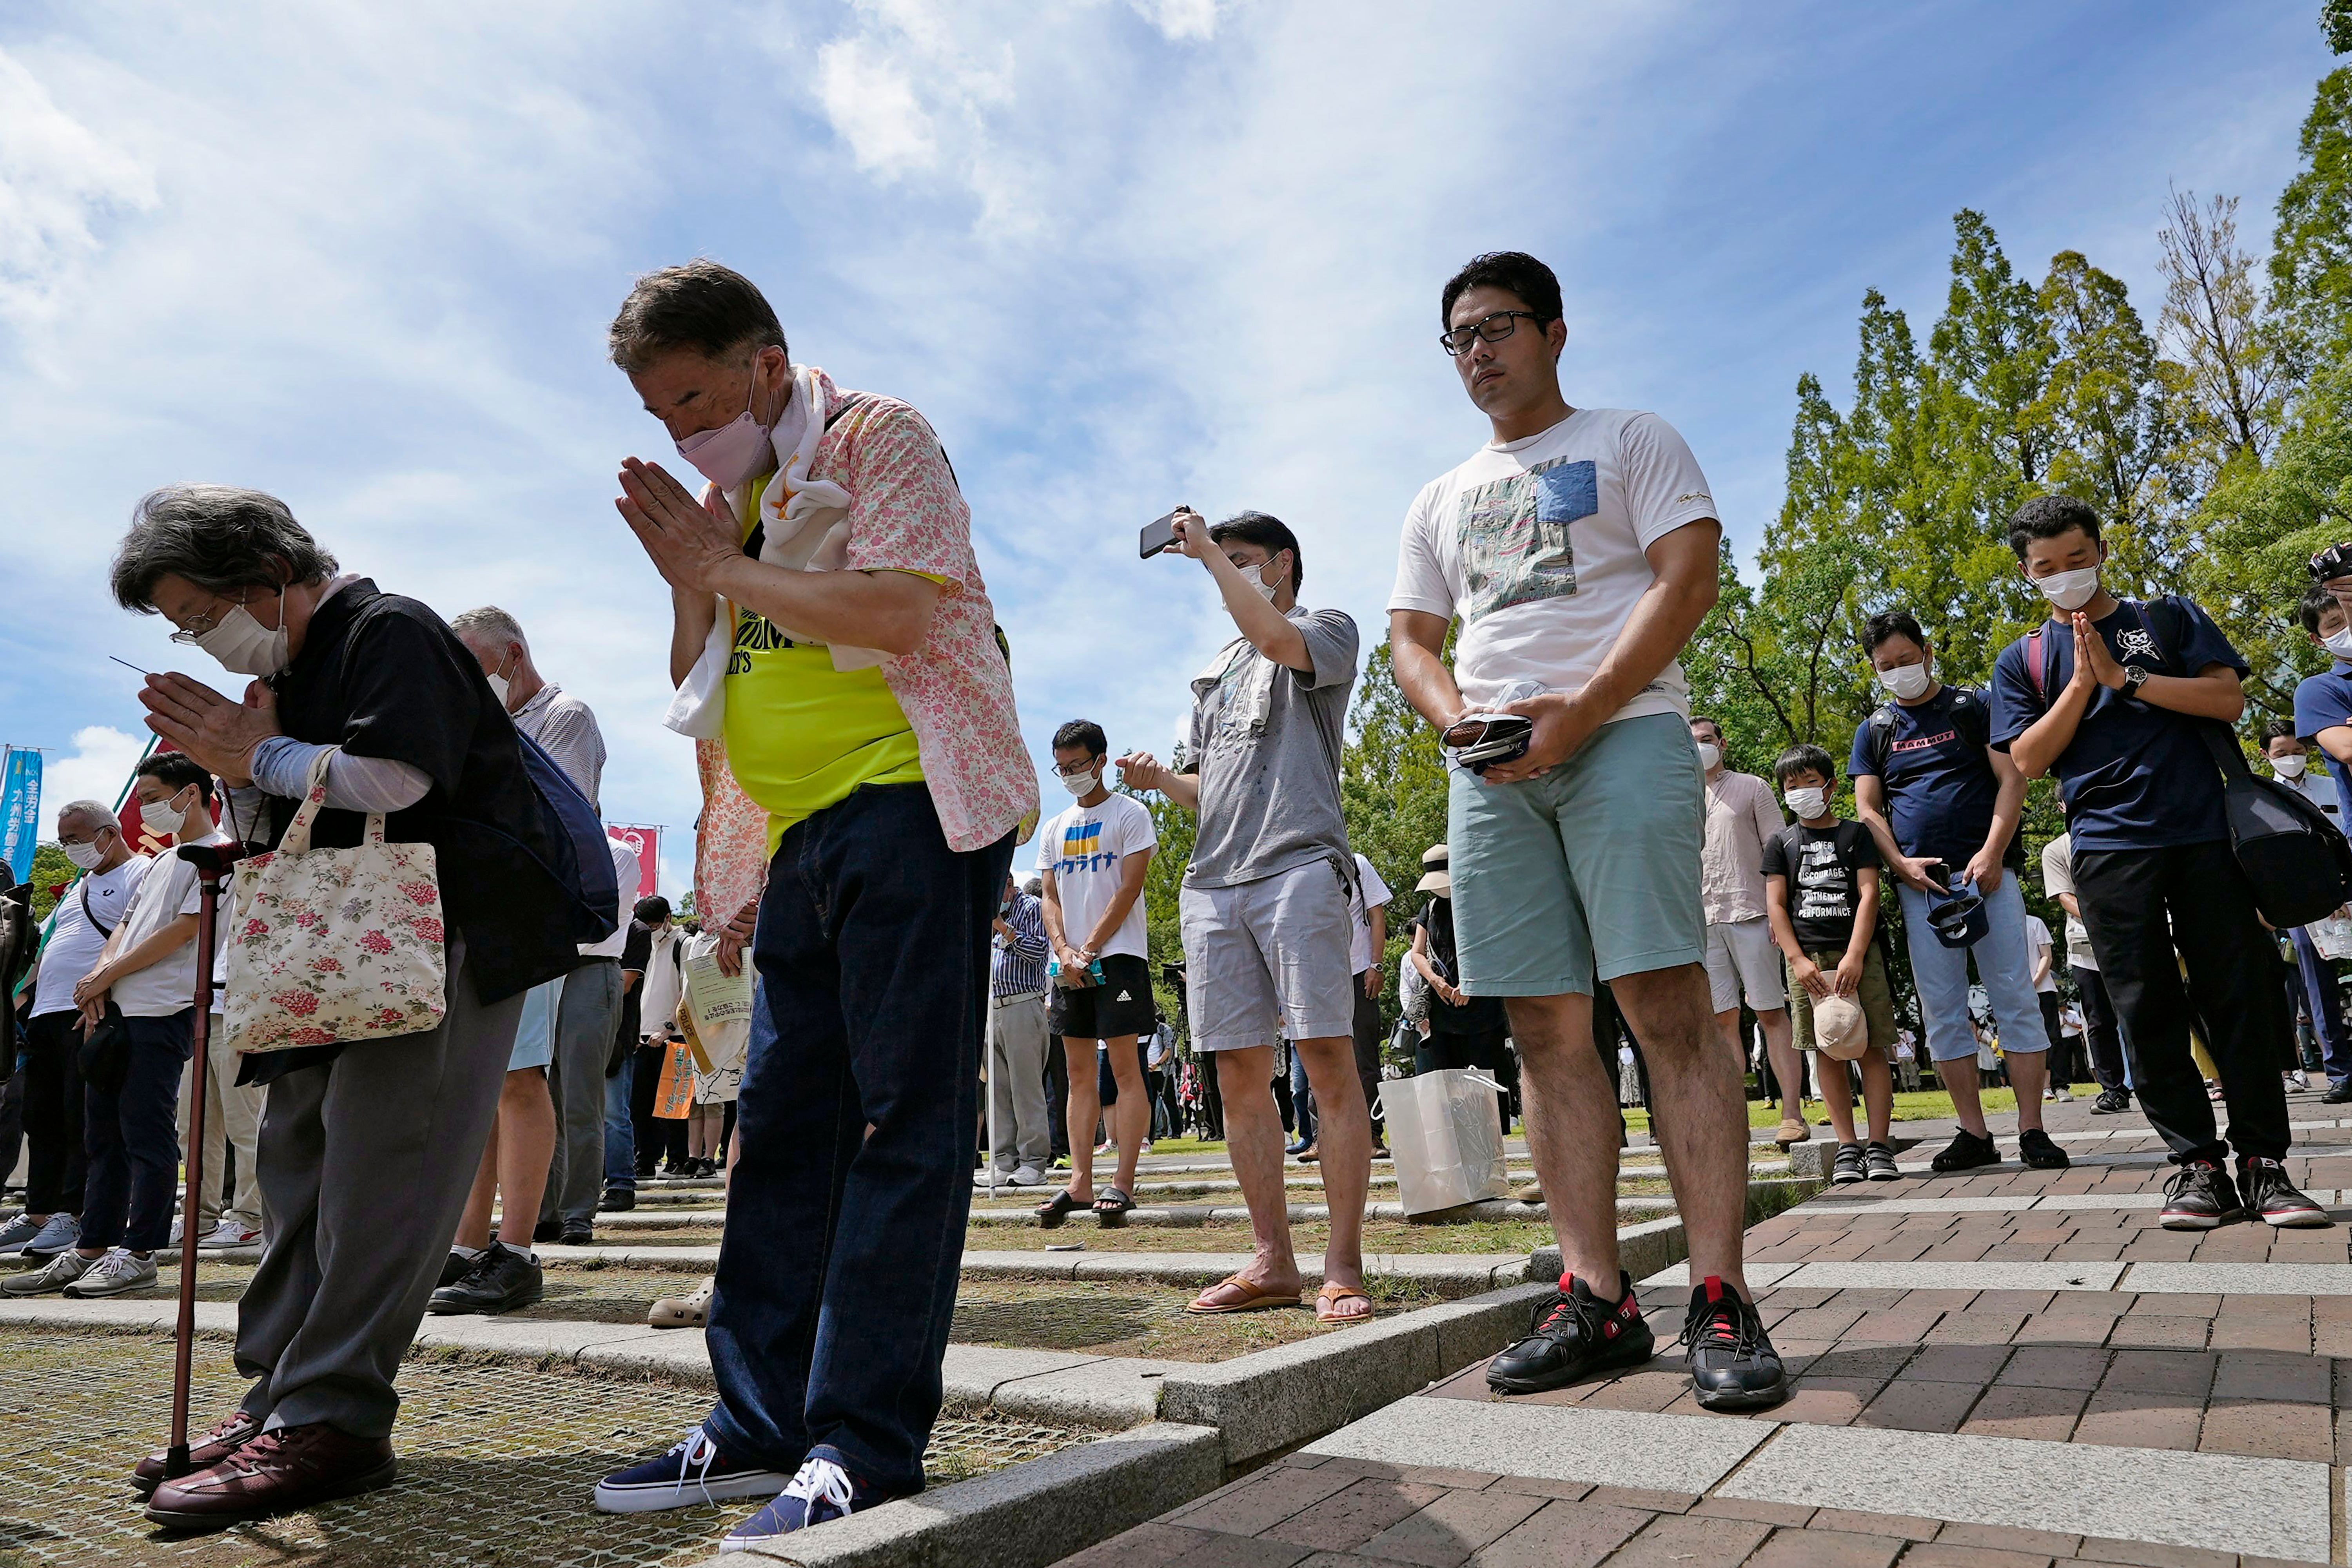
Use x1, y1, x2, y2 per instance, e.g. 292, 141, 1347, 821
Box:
224, 747, 449, 1053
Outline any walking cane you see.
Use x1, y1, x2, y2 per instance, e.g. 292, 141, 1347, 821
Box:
164, 839, 244, 1481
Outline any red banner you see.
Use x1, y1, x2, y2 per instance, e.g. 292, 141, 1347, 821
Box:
606, 824, 661, 902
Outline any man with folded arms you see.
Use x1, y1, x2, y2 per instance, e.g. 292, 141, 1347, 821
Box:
1388, 251, 1786, 1409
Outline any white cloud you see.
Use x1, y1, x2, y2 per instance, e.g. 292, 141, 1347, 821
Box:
818, 37, 941, 176
0, 48, 156, 327
1130, 0, 1222, 41
29, 726, 148, 829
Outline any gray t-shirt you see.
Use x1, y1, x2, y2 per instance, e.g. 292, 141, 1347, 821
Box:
1185, 606, 1358, 888
514, 682, 607, 813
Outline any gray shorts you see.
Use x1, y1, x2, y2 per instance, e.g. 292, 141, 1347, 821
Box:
1179, 857, 1357, 1052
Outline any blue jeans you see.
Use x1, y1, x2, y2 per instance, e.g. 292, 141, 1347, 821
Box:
82, 1010, 193, 1253
1896, 874, 2049, 1064
2290, 926, 2352, 1087
703, 784, 1013, 1496
1289, 1047, 1316, 1142
604, 1052, 635, 1191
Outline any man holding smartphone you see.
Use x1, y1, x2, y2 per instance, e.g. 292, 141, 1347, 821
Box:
1118, 509, 1371, 1324
1388, 251, 1786, 1409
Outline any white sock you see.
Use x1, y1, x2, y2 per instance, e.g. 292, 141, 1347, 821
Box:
452, 1244, 485, 1262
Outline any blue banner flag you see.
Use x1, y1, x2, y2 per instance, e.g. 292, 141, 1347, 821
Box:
0, 747, 41, 885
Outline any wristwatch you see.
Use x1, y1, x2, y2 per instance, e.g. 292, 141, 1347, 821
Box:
2123, 664, 2150, 697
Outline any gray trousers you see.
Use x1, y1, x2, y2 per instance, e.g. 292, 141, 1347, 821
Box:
542, 958, 622, 1227
235, 940, 521, 1439
985, 989, 1051, 1171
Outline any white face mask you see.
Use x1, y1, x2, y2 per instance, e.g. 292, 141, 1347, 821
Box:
1785, 786, 1830, 820
2275, 754, 2309, 779
62, 837, 108, 870
2324, 626, 2352, 661
194, 599, 292, 677
1058, 766, 1100, 797
140, 789, 194, 837
1877, 662, 1932, 702
1695, 741, 1721, 771
487, 673, 511, 708
1244, 554, 1287, 603
2032, 566, 2102, 612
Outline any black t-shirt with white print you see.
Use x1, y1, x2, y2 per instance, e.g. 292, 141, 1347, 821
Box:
1760, 819, 1877, 951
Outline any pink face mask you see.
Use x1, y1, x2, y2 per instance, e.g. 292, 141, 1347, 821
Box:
674, 361, 779, 489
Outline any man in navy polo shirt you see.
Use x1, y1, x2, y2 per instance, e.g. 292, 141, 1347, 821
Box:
2288, 574, 2352, 1104
1849, 609, 2063, 1174
1994, 494, 2324, 1231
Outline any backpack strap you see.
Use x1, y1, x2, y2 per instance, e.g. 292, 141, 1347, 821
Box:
2023, 629, 2045, 705
1865, 705, 1897, 777
2132, 597, 2251, 780
1951, 686, 1993, 752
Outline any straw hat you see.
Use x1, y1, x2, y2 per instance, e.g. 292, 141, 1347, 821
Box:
1415, 843, 1451, 895
1812, 993, 1869, 1060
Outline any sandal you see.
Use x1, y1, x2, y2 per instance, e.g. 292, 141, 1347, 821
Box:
1315, 1283, 1374, 1325
1035, 1190, 1086, 1229
1187, 1273, 1302, 1315
1092, 1188, 1135, 1222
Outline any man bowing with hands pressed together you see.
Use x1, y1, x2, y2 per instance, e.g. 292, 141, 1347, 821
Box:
592, 262, 1033, 1553
1116, 506, 1370, 1325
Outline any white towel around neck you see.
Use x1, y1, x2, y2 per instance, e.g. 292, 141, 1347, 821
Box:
662, 364, 884, 741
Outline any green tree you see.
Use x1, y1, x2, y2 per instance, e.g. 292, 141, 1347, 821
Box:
27, 842, 73, 922
2160, 187, 2290, 468
1339, 638, 1452, 1051
2270, 68, 2352, 373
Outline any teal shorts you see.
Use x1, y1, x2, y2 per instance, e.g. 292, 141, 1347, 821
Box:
1446, 710, 1705, 998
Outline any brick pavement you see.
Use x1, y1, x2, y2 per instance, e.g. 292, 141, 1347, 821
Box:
1057, 1116, 2352, 1566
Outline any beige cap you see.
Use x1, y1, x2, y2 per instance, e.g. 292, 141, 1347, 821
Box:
1415, 843, 1451, 895
1812, 993, 1869, 1060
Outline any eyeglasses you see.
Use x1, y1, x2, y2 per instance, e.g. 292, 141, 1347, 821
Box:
1053, 760, 1101, 779
1440, 310, 1542, 358
167, 589, 249, 646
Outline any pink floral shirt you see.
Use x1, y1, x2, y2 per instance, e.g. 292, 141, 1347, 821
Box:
766, 368, 1036, 855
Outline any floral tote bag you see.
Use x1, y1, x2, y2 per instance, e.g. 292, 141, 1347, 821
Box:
224, 747, 448, 1053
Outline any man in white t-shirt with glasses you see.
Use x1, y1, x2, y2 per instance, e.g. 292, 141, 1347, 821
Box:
1387, 250, 1785, 1411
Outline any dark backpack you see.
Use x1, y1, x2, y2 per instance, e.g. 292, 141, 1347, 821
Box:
2020, 598, 2352, 929
514, 730, 620, 948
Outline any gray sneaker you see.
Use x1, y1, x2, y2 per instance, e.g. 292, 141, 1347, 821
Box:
18, 1213, 81, 1259
0, 1213, 41, 1254
3, 1249, 94, 1296
63, 1247, 159, 1298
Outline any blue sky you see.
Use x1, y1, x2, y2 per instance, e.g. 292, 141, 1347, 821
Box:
0, 1, 2336, 894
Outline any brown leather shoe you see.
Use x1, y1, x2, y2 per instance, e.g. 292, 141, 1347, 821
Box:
132, 1410, 260, 1496
144, 1422, 396, 1531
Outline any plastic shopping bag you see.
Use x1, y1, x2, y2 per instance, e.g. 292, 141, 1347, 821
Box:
653, 1038, 696, 1120
1377, 1068, 1508, 1215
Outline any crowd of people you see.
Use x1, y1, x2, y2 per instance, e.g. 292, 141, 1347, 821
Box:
3, 246, 2347, 1552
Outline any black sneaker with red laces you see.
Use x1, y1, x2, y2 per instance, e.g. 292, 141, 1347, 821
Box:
1486, 1270, 1653, 1395
1679, 1276, 1790, 1412
2238, 1157, 2332, 1228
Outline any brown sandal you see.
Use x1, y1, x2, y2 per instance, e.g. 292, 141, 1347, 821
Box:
1186, 1273, 1302, 1314
1315, 1283, 1374, 1325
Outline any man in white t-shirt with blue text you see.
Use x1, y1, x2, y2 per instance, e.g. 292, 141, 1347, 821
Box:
1387, 251, 1784, 1410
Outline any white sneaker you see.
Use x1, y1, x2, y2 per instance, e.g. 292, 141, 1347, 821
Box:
169, 1217, 185, 1246
198, 1220, 263, 1251
2049, 1089, 2074, 1103
63, 1247, 159, 1298
1009, 1165, 1044, 1187
3, 1249, 94, 1296
973, 1167, 1009, 1188
1138, 1141, 1154, 1155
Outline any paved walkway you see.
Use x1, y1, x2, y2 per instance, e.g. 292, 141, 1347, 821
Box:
1057, 1108, 2352, 1567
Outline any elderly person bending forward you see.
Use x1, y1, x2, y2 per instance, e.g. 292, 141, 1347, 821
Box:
109, 485, 586, 1531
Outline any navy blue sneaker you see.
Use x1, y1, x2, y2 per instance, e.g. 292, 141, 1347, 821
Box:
720, 1457, 885, 1551
593, 1427, 793, 1514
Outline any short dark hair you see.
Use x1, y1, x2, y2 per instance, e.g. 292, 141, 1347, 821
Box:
635, 895, 671, 924
2006, 494, 2103, 559
1688, 714, 1722, 738
2299, 584, 2340, 635
1773, 744, 1837, 787
1053, 720, 1107, 759
136, 751, 214, 805
2263, 718, 2302, 746
608, 261, 787, 374
1440, 251, 1564, 328
1863, 610, 1926, 656
1208, 510, 1304, 592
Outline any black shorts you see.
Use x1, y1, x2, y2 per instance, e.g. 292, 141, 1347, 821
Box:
1047, 953, 1156, 1042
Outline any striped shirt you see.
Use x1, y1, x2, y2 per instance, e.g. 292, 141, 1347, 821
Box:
992, 890, 1048, 997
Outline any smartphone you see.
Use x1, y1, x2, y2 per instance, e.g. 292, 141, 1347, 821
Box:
1140, 507, 1189, 560
1442, 714, 1534, 774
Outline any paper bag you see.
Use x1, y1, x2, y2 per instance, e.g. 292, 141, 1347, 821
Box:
1377, 1068, 1508, 1215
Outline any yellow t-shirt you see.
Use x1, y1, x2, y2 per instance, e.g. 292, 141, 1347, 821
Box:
722, 471, 926, 853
